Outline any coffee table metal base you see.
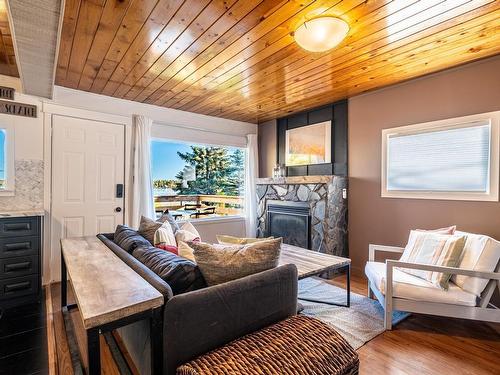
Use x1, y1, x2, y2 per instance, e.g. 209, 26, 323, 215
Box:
298, 263, 350, 307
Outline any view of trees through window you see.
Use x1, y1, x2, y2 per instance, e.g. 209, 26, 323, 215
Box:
151, 140, 245, 220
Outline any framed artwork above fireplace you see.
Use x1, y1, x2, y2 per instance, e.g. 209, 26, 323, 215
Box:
285, 121, 332, 167
277, 99, 348, 177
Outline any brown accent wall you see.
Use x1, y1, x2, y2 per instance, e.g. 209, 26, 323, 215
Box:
258, 119, 277, 177
349, 55, 500, 275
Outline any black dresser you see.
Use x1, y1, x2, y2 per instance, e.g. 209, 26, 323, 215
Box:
0, 215, 42, 310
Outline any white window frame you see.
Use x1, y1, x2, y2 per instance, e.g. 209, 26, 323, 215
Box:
381, 111, 499, 202
0, 122, 15, 196
151, 135, 247, 221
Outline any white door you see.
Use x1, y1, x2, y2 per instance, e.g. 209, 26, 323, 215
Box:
51, 115, 125, 280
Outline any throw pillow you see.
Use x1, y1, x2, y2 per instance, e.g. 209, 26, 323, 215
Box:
175, 221, 201, 243
216, 234, 274, 245
178, 241, 196, 262
189, 238, 282, 286
399, 230, 467, 289
138, 216, 177, 251
159, 210, 180, 233
113, 225, 151, 253
132, 246, 206, 295
416, 225, 456, 235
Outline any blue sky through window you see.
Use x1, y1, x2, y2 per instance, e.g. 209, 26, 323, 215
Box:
151, 140, 243, 180
0, 130, 5, 180
151, 140, 192, 180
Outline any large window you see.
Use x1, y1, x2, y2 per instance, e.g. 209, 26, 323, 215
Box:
151, 140, 245, 220
0, 125, 14, 194
382, 112, 499, 201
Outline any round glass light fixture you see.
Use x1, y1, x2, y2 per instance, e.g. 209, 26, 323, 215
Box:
294, 16, 349, 52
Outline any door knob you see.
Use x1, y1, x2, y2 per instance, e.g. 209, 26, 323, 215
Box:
115, 207, 122, 213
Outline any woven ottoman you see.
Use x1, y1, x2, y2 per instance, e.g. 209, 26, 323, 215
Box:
176, 315, 359, 375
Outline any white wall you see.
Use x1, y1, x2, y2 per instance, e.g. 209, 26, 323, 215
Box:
0, 76, 257, 284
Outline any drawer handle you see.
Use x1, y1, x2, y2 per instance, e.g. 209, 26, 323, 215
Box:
5, 281, 31, 292
5, 261, 31, 272
4, 223, 31, 231
5, 242, 31, 251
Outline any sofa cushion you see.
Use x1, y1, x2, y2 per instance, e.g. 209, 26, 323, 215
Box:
189, 238, 282, 286
132, 246, 206, 295
114, 225, 151, 253
399, 230, 466, 289
175, 221, 201, 243
138, 215, 177, 248
216, 235, 274, 245
452, 231, 500, 296
365, 261, 477, 307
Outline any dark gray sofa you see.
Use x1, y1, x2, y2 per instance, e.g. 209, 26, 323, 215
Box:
97, 233, 298, 375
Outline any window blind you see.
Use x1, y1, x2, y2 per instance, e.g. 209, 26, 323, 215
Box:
386, 123, 491, 192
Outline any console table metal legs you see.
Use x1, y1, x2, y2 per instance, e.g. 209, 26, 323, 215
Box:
298, 263, 351, 307
61, 251, 163, 375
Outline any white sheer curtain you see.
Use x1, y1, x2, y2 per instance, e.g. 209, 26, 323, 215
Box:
244, 133, 259, 237
130, 115, 155, 228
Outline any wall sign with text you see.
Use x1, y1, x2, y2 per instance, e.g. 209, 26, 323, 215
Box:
0, 99, 37, 118
0, 86, 15, 100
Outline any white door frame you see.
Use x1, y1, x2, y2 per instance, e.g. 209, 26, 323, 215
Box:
42, 102, 132, 283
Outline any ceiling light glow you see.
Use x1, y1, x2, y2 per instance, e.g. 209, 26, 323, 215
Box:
294, 16, 349, 53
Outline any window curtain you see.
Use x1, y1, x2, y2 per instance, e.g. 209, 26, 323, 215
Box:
130, 115, 155, 228
244, 134, 259, 237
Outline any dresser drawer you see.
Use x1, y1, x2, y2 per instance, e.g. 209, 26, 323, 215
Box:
0, 236, 40, 258
0, 255, 39, 279
0, 217, 40, 238
0, 275, 39, 300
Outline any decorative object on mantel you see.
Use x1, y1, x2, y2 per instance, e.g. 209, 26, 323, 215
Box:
272, 164, 286, 178
256, 175, 348, 258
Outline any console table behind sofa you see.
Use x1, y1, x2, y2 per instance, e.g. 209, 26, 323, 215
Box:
97, 233, 298, 375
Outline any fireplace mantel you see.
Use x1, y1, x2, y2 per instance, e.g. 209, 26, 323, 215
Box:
256, 175, 337, 185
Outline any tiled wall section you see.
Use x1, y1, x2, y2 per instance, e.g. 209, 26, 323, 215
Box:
0, 159, 43, 210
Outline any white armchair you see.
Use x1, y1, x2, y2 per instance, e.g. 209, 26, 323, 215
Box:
366, 239, 500, 330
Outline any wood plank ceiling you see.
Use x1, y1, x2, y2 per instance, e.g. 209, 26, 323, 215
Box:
0, 0, 18, 77
56, 0, 500, 123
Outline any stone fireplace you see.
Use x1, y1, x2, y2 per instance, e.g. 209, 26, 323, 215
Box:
256, 176, 348, 257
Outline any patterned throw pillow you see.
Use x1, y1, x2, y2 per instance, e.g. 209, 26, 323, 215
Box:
416, 225, 456, 235
189, 238, 282, 286
399, 230, 467, 289
138, 216, 177, 254
216, 235, 274, 245
175, 221, 201, 243
175, 222, 201, 261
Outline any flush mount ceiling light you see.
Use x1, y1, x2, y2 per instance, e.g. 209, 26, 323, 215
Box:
294, 16, 349, 52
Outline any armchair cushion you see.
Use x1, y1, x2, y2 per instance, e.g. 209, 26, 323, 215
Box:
365, 261, 477, 307
399, 231, 467, 289
452, 232, 500, 296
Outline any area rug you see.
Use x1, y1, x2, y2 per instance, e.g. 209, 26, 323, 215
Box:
298, 278, 410, 349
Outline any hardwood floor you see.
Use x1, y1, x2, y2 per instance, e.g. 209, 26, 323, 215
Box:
48, 275, 500, 375
0, 290, 49, 375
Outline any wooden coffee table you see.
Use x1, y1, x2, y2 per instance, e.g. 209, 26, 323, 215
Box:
279, 244, 351, 307
60, 236, 164, 375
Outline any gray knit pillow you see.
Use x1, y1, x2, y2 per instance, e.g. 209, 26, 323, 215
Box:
189, 238, 282, 286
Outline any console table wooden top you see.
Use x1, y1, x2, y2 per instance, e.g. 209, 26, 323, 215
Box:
279, 244, 350, 279
61, 236, 164, 329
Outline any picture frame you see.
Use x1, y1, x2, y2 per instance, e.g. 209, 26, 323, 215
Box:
285, 120, 332, 166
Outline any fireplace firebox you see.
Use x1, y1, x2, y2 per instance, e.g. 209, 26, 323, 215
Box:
266, 200, 311, 249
